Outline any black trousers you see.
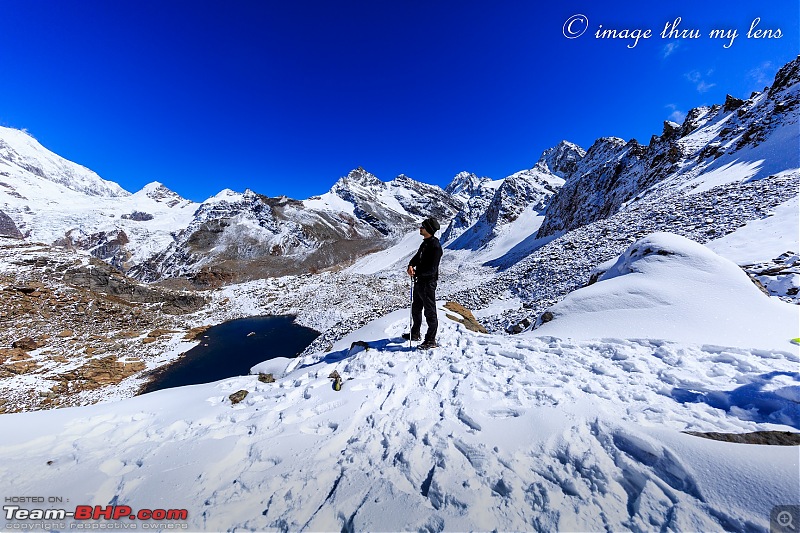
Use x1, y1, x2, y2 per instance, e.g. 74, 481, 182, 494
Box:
411, 277, 438, 342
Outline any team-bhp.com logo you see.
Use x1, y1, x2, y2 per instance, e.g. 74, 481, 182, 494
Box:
4, 504, 188, 528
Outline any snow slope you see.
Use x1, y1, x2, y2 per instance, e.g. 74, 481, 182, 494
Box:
707, 195, 799, 265
0, 126, 128, 197
0, 232, 797, 532
344, 228, 420, 275
533, 233, 799, 351
0, 126, 200, 266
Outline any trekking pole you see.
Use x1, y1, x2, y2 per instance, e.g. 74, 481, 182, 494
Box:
409, 275, 413, 350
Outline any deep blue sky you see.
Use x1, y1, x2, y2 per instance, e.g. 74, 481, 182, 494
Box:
0, 1, 797, 202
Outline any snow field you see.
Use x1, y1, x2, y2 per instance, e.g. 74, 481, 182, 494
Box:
536, 233, 800, 351
0, 302, 797, 531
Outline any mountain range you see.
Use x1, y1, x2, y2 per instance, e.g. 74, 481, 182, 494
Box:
3, 59, 798, 296
0, 57, 798, 322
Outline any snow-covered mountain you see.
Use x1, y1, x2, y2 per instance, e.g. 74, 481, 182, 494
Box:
440, 173, 499, 243
441, 141, 584, 261
446, 168, 563, 251
128, 168, 460, 284
533, 139, 586, 177
1, 57, 797, 297
537, 57, 800, 238
0, 126, 128, 197
0, 131, 460, 284
0, 126, 200, 269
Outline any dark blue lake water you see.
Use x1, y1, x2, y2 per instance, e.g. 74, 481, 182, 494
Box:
140, 315, 319, 393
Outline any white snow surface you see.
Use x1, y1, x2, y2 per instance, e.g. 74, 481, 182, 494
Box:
707, 195, 800, 265
344, 228, 420, 275
0, 126, 128, 197
535, 233, 799, 351
0, 233, 798, 532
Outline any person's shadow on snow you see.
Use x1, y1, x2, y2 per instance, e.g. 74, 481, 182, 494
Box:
294, 337, 415, 371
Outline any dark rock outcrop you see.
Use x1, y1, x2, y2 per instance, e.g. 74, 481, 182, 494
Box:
63, 258, 207, 314
0, 210, 23, 239
121, 211, 154, 221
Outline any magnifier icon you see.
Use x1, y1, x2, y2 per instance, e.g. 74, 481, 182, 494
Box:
778, 510, 796, 530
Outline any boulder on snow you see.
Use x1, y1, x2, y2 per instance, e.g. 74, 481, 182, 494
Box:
120, 211, 154, 221
228, 390, 249, 404
0, 210, 23, 239
444, 302, 487, 334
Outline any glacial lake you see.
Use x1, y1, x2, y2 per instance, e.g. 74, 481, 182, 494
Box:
140, 315, 320, 393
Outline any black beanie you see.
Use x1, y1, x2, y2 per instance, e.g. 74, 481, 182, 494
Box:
421, 217, 440, 235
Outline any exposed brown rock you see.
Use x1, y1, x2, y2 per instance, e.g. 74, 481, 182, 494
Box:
52, 356, 146, 393
685, 430, 800, 446
147, 329, 179, 338
5, 360, 40, 374
184, 325, 212, 341
443, 302, 487, 334
12, 337, 39, 351
188, 268, 235, 290
229, 390, 249, 404
0, 348, 29, 363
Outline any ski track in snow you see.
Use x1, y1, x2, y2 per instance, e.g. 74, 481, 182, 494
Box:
1, 313, 797, 532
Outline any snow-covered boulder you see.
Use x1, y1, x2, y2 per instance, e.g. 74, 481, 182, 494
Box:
532, 232, 799, 351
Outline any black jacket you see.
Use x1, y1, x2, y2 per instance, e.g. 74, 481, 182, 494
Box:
409, 236, 443, 280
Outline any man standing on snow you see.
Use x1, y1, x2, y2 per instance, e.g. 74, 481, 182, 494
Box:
404, 217, 443, 349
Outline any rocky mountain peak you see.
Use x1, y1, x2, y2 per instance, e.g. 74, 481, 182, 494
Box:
679, 106, 712, 136
723, 94, 746, 112
389, 174, 423, 189
769, 54, 800, 97
661, 120, 681, 140
137, 181, 188, 207
533, 141, 586, 178
579, 137, 627, 168
343, 167, 383, 187
445, 172, 485, 200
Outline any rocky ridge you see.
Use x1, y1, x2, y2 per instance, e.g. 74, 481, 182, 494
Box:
129, 170, 460, 284
450, 169, 799, 332
441, 142, 583, 249
537, 56, 800, 238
